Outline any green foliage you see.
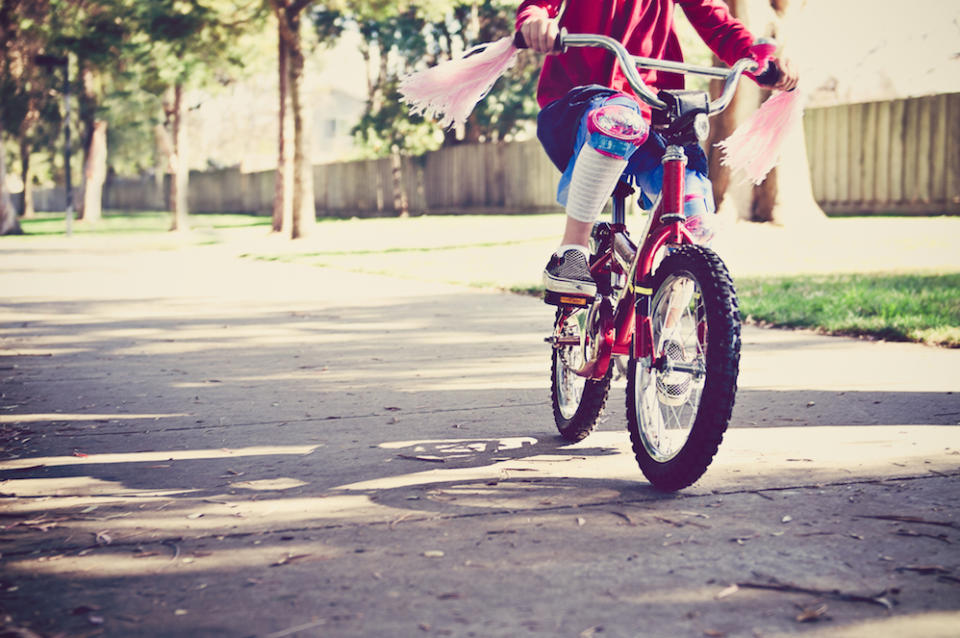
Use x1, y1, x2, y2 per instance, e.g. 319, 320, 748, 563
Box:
312, 0, 540, 158
351, 79, 445, 156
132, 0, 267, 92
671, 6, 714, 92
4, 0, 536, 182
1, 0, 271, 187
47, 0, 134, 66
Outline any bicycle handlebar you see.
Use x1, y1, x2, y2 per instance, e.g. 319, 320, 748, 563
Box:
552, 31, 761, 114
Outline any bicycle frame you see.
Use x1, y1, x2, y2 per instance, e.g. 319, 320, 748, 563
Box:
553, 33, 761, 381
561, 143, 697, 380
545, 31, 765, 490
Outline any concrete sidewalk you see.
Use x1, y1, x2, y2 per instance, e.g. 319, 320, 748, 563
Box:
1, 230, 959, 638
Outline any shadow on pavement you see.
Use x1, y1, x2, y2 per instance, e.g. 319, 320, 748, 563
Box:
3, 286, 960, 637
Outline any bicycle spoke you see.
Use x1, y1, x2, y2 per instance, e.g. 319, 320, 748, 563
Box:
635, 269, 707, 462
626, 245, 741, 491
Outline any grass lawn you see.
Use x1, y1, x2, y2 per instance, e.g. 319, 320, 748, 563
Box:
18, 211, 269, 236
735, 272, 960, 348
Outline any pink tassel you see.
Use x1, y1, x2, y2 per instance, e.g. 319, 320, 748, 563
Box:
715, 88, 804, 185
399, 36, 519, 129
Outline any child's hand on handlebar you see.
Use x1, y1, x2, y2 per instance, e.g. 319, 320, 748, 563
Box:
519, 15, 561, 54
757, 57, 799, 91
769, 57, 799, 91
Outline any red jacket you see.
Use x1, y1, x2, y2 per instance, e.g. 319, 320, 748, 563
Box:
516, 0, 757, 114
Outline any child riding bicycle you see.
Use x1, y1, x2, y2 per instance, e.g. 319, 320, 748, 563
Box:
516, 0, 799, 302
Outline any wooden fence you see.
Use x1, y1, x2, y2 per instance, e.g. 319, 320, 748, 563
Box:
39, 92, 960, 217
804, 92, 960, 215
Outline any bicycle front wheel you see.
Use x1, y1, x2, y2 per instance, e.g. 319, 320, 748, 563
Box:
626, 245, 740, 491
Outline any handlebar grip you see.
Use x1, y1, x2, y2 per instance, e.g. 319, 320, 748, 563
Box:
513, 30, 564, 53
754, 59, 783, 87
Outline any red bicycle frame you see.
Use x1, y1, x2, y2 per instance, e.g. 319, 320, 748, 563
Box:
563, 143, 697, 380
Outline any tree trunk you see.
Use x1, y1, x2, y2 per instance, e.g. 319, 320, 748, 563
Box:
752, 109, 823, 224
154, 124, 170, 210
708, 68, 763, 226
75, 66, 98, 220
752, 0, 824, 225
272, 28, 291, 232
706, 0, 824, 226
81, 120, 107, 222
0, 144, 23, 235
390, 145, 409, 217
287, 13, 315, 239
169, 83, 189, 232
19, 135, 35, 218
272, 0, 316, 239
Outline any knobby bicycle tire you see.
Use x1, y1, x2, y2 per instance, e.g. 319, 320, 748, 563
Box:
626, 244, 741, 491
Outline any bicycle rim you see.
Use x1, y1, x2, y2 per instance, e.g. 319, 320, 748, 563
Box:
554, 309, 588, 420
634, 271, 706, 462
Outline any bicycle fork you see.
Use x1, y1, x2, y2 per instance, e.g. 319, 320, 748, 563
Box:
632, 145, 694, 362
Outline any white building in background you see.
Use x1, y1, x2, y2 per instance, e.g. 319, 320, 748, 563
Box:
186, 33, 368, 173
186, 78, 366, 174
309, 87, 366, 165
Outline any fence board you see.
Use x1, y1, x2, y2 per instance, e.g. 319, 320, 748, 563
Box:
874, 100, 891, 204
916, 96, 933, 203
888, 99, 905, 204
803, 109, 816, 194
904, 97, 921, 203
930, 94, 947, 204
836, 105, 849, 203
823, 107, 838, 203
948, 94, 960, 212
812, 107, 827, 201
861, 101, 877, 205
848, 103, 862, 203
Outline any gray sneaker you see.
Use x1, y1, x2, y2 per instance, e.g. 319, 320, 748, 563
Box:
543, 249, 597, 297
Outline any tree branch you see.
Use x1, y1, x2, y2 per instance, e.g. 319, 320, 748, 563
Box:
288, 0, 313, 18
270, 0, 297, 50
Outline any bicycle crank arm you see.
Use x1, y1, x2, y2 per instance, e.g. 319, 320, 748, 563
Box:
545, 335, 582, 348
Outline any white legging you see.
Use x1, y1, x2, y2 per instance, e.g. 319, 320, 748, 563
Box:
564, 143, 629, 223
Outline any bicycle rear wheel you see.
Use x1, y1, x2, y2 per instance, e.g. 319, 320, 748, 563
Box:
626, 244, 740, 491
550, 306, 612, 442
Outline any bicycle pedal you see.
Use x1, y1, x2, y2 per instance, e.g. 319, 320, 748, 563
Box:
544, 291, 593, 308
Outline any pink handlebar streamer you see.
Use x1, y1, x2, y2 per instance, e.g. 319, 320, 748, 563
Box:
398, 36, 519, 129
715, 88, 804, 186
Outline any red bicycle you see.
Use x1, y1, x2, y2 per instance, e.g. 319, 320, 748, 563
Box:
546, 33, 768, 491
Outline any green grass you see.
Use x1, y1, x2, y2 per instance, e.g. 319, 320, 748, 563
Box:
18, 211, 270, 236
735, 272, 960, 347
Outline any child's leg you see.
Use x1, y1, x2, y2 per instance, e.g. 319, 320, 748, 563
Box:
544, 94, 648, 297
560, 217, 594, 250
562, 95, 648, 244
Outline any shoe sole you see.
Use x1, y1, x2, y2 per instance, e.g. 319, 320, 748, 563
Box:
543, 271, 598, 296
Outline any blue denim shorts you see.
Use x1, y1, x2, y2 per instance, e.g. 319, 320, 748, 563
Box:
537, 85, 715, 218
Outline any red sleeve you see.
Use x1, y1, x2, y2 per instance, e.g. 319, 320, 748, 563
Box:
677, 0, 756, 66
515, 0, 563, 32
